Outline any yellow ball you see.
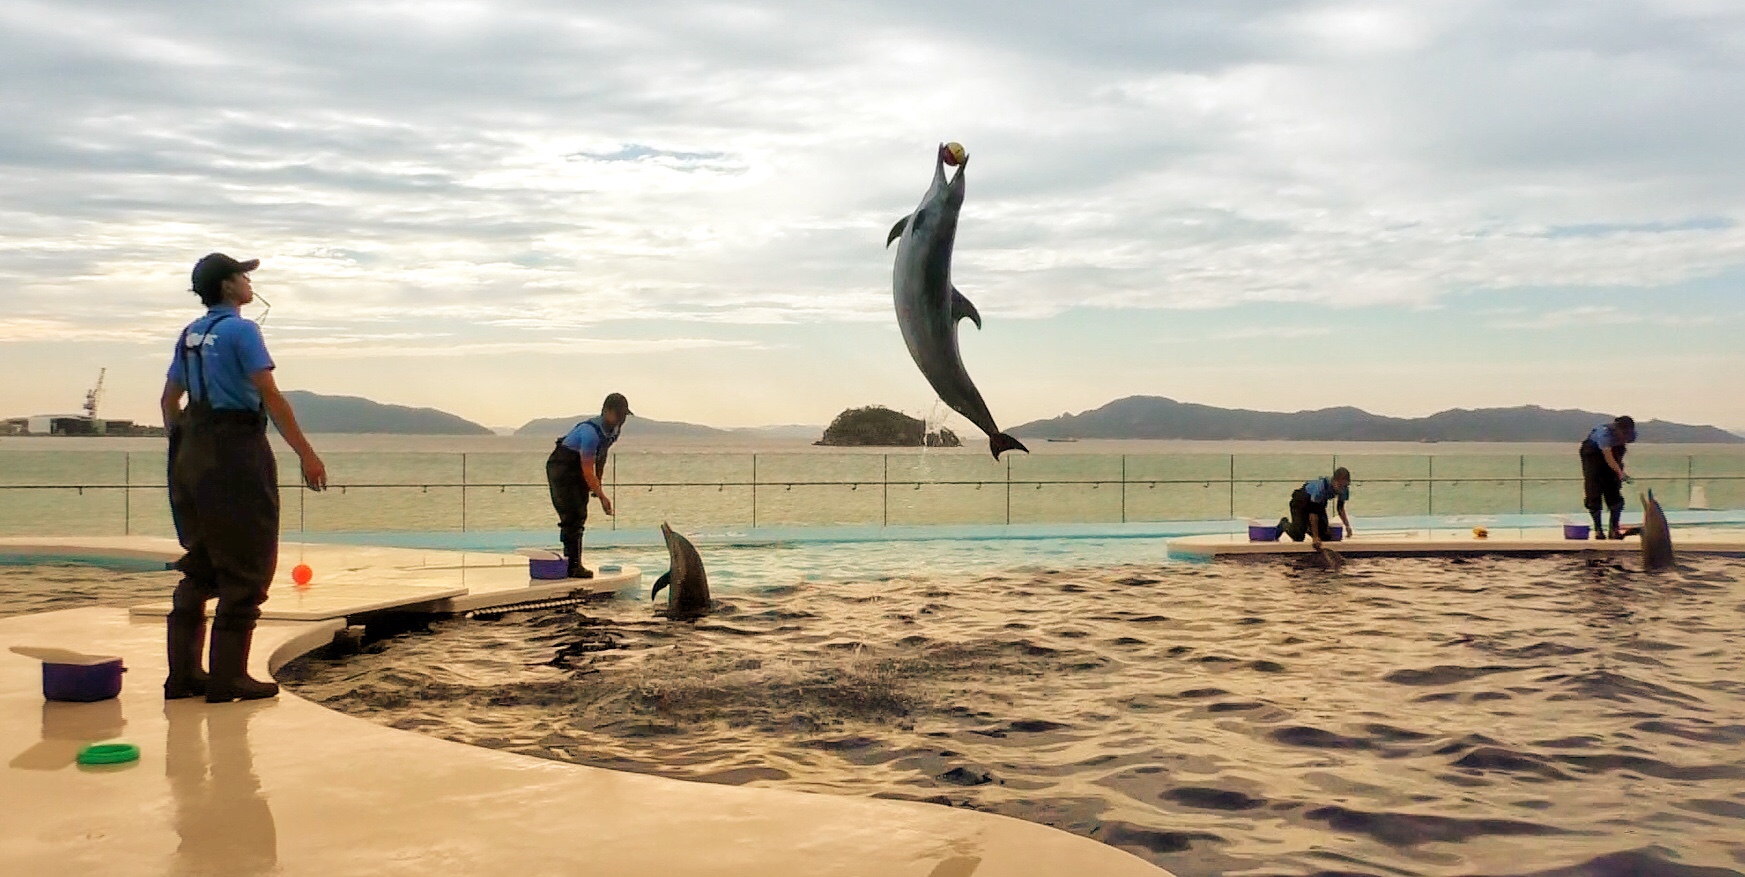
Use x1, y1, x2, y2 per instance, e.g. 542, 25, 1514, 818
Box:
943, 142, 967, 166
1472, 527, 1488, 539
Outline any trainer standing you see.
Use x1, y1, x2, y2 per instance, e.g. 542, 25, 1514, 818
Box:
1580, 415, 1636, 539
161, 254, 326, 703
547, 393, 631, 578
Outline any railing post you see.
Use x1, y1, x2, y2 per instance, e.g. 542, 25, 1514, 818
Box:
610, 454, 617, 531
1427, 456, 1434, 517
751, 454, 758, 529
123, 452, 130, 536
1004, 453, 1012, 526
1120, 455, 1127, 524
460, 453, 468, 533
1228, 454, 1235, 520
882, 454, 888, 528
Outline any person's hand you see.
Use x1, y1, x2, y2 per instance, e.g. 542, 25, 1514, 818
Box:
600, 495, 615, 516
1344, 524, 1355, 539
300, 451, 327, 492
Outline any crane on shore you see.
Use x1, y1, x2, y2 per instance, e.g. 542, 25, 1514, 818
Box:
83, 368, 105, 421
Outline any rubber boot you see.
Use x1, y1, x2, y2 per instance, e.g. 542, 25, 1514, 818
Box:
205, 625, 279, 703
164, 614, 210, 699
1607, 506, 1623, 541
564, 533, 593, 579
1274, 517, 1289, 542
1590, 509, 1606, 539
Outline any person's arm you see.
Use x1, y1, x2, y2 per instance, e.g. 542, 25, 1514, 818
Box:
579, 455, 614, 515
1309, 512, 1323, 549
1338, 500, 1353, 537
251, 370, 326, 491
160, 378, 185, 432
1601, 444, 1626, 478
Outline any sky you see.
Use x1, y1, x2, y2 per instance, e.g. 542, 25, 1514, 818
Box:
2, 0, 1743, 431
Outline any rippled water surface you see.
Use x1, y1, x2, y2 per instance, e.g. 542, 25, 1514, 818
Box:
0, 563, 175, 618
279, 545, 1745, 877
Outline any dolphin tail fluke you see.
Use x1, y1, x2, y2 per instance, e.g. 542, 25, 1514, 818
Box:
651, 572, 670, 601
989, 432, 1028, 459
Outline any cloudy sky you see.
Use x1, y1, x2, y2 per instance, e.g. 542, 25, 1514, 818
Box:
3, 0, 1743, 431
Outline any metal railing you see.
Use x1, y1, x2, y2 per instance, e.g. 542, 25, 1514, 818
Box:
2, 451, 1741, 538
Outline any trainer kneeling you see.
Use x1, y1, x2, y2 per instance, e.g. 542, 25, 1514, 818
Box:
1277, 467, 1353, 548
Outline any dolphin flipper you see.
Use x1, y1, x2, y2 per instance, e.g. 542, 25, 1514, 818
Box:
951, 286, 982, 330
886, 215, 911, 248
651, 571, 671, 601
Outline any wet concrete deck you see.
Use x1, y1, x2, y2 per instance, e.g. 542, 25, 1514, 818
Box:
0, 606, 1167, 876
0, 537, 640, 621
1166, 526, 1745, 560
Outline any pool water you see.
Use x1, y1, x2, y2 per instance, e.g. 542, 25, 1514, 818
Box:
282, 547, 1745, 877
0, 562, 177, 619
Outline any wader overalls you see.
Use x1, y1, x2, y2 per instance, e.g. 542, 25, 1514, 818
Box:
546, 419, 616, 578
165, 313, 282, 702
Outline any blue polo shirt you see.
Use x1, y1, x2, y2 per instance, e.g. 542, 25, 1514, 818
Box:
166, 306, 274, 411
1303, 476, 1350, 505
1587, 423, 1634, 449
560, 416, 620, 458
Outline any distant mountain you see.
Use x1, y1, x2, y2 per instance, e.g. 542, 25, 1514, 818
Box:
515, 415, 820, 441
282, 391, 492, 435
1013, 397, 1744, 443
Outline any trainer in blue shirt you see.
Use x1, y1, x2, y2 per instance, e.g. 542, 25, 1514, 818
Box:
1277, 467, 1354, 546
545, 393, 632, 578
159, 253, 325, 705
1579, 415, 1636, 539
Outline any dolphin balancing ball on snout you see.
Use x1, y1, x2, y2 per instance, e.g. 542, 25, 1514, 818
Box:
651, 522, 711, 618
887, 142, 1028, 459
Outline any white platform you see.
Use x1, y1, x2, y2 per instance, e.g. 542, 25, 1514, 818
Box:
1167, 526, 1745, 560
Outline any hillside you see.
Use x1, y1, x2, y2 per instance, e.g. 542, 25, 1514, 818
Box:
281, 391, 493, 435
815, 406, 961, 448
515, 415, 819, 441
1013, 397, 1744, 443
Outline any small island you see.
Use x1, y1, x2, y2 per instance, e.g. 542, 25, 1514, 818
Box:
815, 406, 962, 448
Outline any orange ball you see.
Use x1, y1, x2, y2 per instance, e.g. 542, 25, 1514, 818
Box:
292, 564, 313, 586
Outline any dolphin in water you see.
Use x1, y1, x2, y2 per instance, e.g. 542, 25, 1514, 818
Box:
1639, 490, 1674, 571
887, 144, 1028, 459
651, 522, 711, 618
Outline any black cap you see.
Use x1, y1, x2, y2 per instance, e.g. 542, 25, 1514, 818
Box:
603, 392, 633, 416
191, 253, 259, 301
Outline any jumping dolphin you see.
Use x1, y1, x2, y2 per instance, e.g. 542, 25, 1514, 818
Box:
650, 522, 710, 617
887, 144, 1028, 459
1640, 490, 1674, 571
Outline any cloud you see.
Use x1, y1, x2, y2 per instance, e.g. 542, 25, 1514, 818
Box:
1, 0, 1743, 425
1489, 305, 1725, 330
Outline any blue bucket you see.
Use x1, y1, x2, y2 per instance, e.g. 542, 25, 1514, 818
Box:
1327, 525, 1343, 542
1247, 523, 1279, 542
529, 557, 569, 580
1563, 523, 1590, 540
43, 660, 125, 703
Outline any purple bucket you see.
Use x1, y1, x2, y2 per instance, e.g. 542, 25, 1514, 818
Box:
1563, 523, 1590, 540
1327, 525, 1344, 542
43, 660, 124, 703
529, 557, 569, 580
1247, 523, 1278, 542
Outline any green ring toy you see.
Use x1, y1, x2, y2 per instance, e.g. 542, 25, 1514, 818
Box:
77, 743, 140, 766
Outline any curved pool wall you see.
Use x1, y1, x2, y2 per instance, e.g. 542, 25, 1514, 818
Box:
0, 541, 1171, 876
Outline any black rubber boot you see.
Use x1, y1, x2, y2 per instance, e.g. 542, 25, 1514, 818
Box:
1607, 506, 1623, 541
164, 614, 209, 700
1590, 510, 1605, 539
564, 534, 593, 579
205, 625, 279, 703
1274, 518, 1289, 542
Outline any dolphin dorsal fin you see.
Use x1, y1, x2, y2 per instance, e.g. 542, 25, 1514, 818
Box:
951, 286, 982, 330
886, 214, 912, 248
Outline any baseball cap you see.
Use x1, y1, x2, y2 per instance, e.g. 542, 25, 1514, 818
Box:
603, 392, 633, 416
191, 253, 259, 299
